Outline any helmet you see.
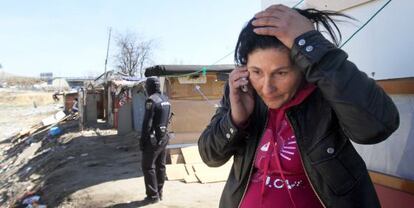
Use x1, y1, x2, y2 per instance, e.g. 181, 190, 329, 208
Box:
145, 76, 161, 95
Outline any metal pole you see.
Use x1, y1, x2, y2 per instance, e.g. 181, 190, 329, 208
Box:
103, 27, 112, 122
104, 27, 112, 74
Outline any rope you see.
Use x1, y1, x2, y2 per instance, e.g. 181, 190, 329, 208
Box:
162, 50, 234, 78
292, 0, 305, 8
340, 0, 392, 48
157, 0, 392, 78
154, 0, 329, 78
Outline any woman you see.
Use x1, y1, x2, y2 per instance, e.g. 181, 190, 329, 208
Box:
198, 4, 399, 208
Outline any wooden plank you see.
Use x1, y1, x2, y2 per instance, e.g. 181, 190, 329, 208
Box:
167, 147, 181, 155
169, 100, 218, 133
181, 146, 204, 164
377, 78, 414, 94
167, 75, 226, 99
165, 164, 188, 181
193, 162, 232, 184
374, 184, 414, 208
369, 171, 414, 195
169, 153, 185, 164
184, 164, 199, 183
166, 143, 197, 149
168, 132, 203, 145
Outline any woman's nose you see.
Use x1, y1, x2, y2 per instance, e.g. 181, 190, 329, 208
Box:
262, 77, 275, 95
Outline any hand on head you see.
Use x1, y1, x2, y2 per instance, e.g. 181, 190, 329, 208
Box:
252, 4, 314, 49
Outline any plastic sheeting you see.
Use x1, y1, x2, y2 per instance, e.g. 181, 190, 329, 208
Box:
353, 95, 414, 180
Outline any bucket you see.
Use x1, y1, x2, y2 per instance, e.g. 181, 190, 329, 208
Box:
49, 126, 62, 136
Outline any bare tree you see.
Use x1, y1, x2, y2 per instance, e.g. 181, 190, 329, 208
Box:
114, 32, 153, 77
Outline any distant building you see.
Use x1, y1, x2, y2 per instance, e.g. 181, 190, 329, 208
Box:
40, 72, 53, 84
65, 77, 94, 90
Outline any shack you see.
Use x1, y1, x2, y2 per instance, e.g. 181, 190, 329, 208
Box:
80, 71, 147, 135
144, 64, 234, 145
62, 91, 78, 113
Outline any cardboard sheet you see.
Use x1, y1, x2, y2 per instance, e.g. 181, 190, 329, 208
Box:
165, 164, 188, 181
181, 145, 203, 164
169, 153, 185, 164
166, 145, 233, 184
192, 162, 232, 184
184, 164, 199, 183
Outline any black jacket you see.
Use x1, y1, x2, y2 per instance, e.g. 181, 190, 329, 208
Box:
198, 31, 400, 208
141, 92, 171, 149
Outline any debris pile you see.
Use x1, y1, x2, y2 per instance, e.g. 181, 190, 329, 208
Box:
0, 111, 78, 208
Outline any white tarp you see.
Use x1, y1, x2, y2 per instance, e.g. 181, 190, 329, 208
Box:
41, 111, 66, 126
52, 78, 70, 90
353, 95, 414, 180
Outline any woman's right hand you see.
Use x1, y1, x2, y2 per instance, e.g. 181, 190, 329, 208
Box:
229, 66, 255, 128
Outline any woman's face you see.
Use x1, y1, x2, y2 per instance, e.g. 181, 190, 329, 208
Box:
247, 47, 303, 109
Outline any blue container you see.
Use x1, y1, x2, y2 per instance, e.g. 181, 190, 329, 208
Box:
49, 126, 62, 136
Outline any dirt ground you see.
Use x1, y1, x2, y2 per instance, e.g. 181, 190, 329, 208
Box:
0, 88, 59, 141
0, 89, 225, 208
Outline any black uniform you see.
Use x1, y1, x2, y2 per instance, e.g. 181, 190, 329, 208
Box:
140, 77, 171, 202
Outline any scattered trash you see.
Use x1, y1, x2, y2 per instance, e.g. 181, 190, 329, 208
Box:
0, 166, 8, 173
67, 156, 75, 160
25, 137, 34, 144
26, 185, 35, 191
48, 127, 62, 137
29, 174, 41, 181
86, 162, 100, 167
0, 192, 8, 204
32, 148, 52, 159
26, 204, 47, 208
42, 110, 67, 126
116, 146, 129, 151
22, 195, 40, 205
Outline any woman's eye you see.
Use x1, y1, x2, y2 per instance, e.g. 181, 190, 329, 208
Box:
278, 71, 288, 76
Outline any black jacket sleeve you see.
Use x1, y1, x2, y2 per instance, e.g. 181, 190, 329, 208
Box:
291, 30, 400, 144
141, 99, 155, 149
198, 84, 249, 167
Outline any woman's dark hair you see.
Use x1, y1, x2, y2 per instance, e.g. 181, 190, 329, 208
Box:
234, 8, 351, 66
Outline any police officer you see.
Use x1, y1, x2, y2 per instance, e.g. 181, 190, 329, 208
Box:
140, 76, 171, 203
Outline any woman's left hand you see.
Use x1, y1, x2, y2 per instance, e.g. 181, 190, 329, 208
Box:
253, 4, 314, 49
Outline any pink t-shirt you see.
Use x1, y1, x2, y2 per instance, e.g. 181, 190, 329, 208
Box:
240, 84, 323, 208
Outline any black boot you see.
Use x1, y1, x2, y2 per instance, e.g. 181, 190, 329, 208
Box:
143, 196, 160, 204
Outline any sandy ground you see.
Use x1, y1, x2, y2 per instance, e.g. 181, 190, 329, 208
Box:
0, 88, 60, 141
0, 89, 226, 208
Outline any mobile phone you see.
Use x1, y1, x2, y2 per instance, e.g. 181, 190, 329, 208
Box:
237, 65, 249, 93
240, 77, 248, 92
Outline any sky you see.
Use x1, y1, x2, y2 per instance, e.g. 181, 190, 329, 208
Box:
2, 0, 411, 80
0, 0, 261, 78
